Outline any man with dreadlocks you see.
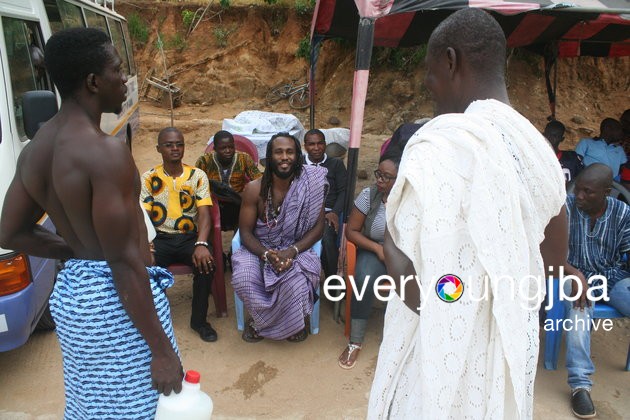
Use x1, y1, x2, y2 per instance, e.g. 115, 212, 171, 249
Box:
231, 133, 328, 342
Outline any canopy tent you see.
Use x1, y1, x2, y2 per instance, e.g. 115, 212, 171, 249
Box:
312, 0, 630, 56
308, 0, 630, 228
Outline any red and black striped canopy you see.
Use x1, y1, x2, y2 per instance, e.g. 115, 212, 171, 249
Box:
312, 0, 630, 57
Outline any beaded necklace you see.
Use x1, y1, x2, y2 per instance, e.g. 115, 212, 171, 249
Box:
265, 188, 281, 228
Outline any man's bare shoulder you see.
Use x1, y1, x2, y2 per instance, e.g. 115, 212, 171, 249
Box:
63, 131, 133, 177
243, 178, 262, 193
242, 178, 262, 201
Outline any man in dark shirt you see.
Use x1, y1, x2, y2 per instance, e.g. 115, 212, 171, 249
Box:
303, 129, 347, 278
544, 120, 583, 184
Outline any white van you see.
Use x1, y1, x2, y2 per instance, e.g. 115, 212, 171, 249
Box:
0, 0, 138, 351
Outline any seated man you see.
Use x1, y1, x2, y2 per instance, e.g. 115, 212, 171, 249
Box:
544, 119, 583, 184
141, 127, 218, 342
564, 163, 630, 418
302, 129, 347, 278
232, 133, 328, 343
195, 130, 262, 231
575, 118, 626, 178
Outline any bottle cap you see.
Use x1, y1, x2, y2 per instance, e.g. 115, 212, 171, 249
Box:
184, 370, 201, 384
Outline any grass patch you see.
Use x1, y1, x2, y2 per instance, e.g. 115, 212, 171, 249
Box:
181, 9, 195, 28
128, 13, 149, 44
213, 25, 237, 48
166, 33, 187, 52
374, 45, 427, 71
296, 35, 310, 62
295, 0, 315, 16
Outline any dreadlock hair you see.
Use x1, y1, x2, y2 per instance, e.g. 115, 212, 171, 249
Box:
259, 132, 304, 201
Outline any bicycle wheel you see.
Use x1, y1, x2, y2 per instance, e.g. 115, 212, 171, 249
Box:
289, 88, 310, 109
266, 83, 290, 104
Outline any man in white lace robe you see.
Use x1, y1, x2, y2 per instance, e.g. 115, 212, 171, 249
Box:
368, 9, 569, 419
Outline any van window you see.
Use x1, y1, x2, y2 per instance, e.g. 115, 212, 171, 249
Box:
44, 0, 85, 33
121, 22, 137, 76
2, 18, 49, 140
83, 9, 108, 34
107, 17, 130, 76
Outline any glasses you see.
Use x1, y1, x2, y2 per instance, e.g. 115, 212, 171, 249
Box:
374, 170, 396, 182
159, 142, 184, 149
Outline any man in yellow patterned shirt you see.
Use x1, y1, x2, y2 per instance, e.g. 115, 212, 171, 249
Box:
141, 127, 217, 342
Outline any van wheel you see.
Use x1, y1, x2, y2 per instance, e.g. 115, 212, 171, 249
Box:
35, 304, 56, 331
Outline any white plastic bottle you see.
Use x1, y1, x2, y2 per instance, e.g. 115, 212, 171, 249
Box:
155, 370, 213, 420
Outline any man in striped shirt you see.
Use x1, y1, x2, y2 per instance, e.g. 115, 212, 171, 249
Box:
565, 163, 630, 418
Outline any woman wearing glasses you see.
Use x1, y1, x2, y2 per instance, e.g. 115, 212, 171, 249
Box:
338, 152, 400, 369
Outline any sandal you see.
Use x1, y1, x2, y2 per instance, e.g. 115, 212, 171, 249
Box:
286, 327, 308, 343
338, 343, 362, 369
242, 319, 264, 343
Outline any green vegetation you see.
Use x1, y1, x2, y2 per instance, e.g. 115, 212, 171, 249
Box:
295, 0, 315, 16
296, 35, 310, 62
181, 9, 195, 28
166, 33, 187, 52
213, 26, 231, 48
263, 0, 279, 4
127, 13, 149, 44
220, 0, 230, 8
374, 45, 427, 71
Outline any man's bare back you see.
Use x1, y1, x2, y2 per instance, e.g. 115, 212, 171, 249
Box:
17, 106, 149, 263
0, 29, 182, 415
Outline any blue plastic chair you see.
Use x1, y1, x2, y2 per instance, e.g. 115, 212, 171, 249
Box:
544, 278, 630, 371
231, 231, 321, 335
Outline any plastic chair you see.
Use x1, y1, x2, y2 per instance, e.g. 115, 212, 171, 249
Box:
167, 196, 227, 317
344, 241, 357, 338
544, 278, 629, 371
231, 230, 321, 335
205, 134, 259, 164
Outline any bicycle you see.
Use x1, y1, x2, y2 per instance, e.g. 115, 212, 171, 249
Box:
265, 80, 310, 110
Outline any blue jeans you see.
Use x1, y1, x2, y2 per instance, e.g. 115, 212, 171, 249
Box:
565, 277, 630, 390
349, 248, 387, 343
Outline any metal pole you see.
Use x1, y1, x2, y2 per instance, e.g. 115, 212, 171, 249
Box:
157, 33, 174, 127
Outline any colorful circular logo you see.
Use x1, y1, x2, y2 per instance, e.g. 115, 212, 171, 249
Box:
436, 274, 464, 302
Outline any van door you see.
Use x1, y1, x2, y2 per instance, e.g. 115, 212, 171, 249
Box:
0, 21, 17, 222
1, 16, 51, 154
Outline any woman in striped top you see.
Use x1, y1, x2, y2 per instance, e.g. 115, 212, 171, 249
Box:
338, 152, 400, 369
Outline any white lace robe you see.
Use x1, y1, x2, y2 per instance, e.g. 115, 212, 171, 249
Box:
368, 100, 566, 419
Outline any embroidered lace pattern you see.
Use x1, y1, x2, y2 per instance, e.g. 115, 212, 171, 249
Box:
367, 100, 566, 419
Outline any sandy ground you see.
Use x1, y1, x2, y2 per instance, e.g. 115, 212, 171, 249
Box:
0, 102, 629, 419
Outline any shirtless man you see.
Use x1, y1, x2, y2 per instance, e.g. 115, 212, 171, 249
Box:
0, 28, 181, 419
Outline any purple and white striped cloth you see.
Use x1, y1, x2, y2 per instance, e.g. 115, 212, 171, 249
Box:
232, 165, 328, 339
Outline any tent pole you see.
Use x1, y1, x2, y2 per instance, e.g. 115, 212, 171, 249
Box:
544, 43, 558, 120
334, 18, 375, 322
342, 18, 375, 224
309, 37, 323, 130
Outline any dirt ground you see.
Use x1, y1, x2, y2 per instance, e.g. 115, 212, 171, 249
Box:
0, 1, 629, 418
0, 253, 628, 419
0, 101, 629, 418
